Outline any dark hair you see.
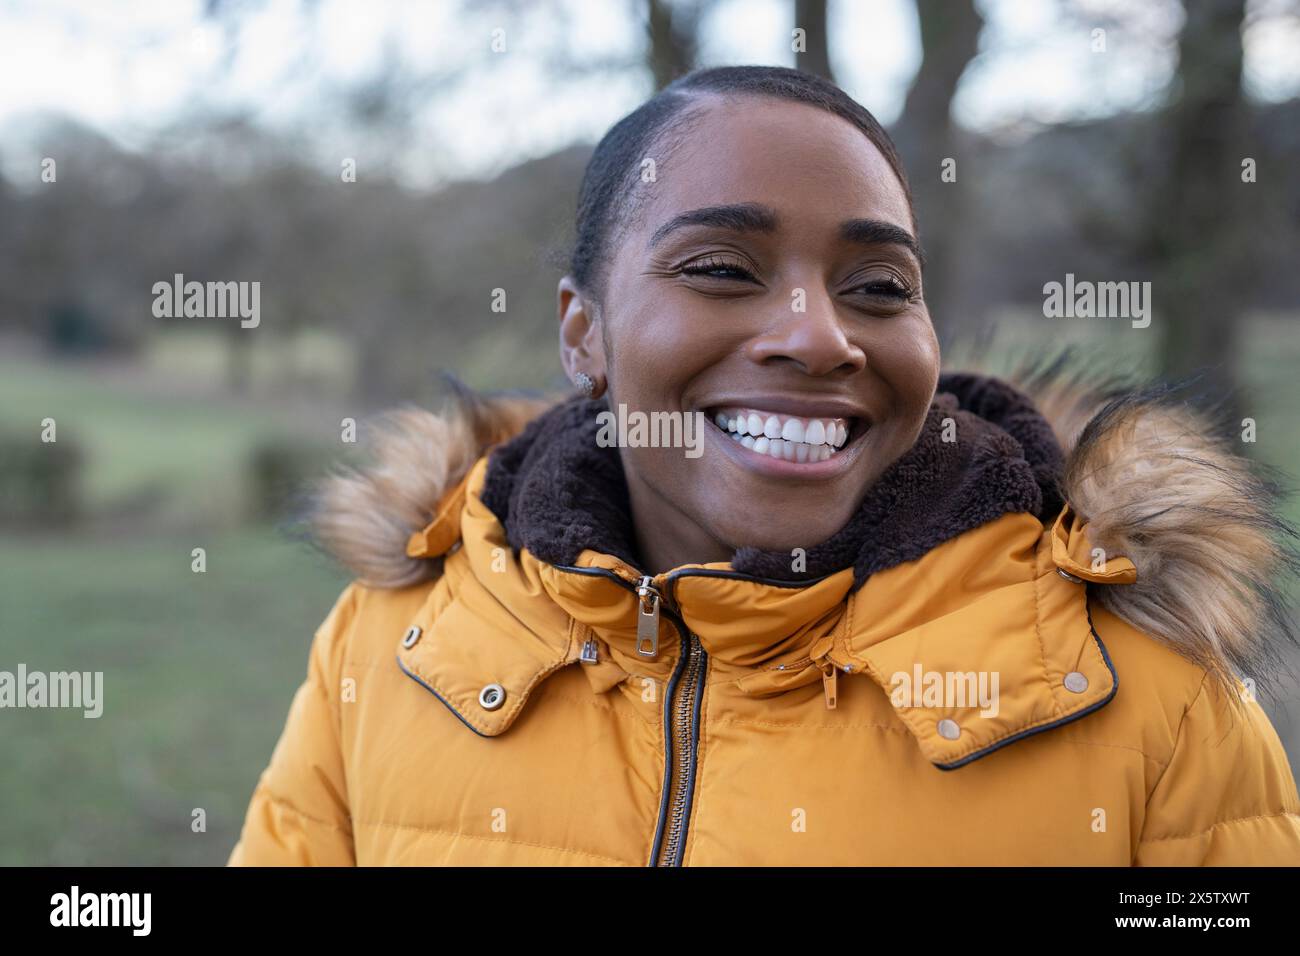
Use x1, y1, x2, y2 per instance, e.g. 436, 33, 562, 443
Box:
568, 65, 916, 302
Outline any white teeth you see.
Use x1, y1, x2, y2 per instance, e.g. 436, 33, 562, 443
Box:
711, 406, 861, 462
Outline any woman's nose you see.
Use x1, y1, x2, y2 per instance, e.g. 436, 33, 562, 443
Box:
744, 287, 867, 376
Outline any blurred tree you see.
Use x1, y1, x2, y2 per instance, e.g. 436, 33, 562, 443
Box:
647, 0, 703, 89
794, 0, 834, 81
7, 0, 1295, 417
891, 0, 985, 342
1148, 0, 1250, 407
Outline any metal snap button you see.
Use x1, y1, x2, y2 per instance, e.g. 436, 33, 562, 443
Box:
478, 683, 506, 711
401, 626, 422, 648
1056, 568, 1085, 584
937, 718, 961, 740
1064, 671, 1089, 693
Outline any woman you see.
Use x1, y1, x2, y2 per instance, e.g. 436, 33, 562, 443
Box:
229, 66, 1300, 866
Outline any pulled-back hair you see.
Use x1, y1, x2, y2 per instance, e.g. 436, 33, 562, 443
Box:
568, 65, 915, 302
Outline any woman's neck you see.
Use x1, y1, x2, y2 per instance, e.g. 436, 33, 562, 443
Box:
624, 469, 733, 575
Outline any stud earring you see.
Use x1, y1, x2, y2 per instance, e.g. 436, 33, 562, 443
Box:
573, 371, 597, 398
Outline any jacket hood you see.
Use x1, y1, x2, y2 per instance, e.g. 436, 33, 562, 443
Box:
476, 374, 1060, 590
312, 364, 1298, 699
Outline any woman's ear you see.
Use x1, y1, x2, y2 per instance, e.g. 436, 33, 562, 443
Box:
558, 275, 607, 383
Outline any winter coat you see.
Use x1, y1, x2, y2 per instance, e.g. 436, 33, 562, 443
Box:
228, 372, 1300, 866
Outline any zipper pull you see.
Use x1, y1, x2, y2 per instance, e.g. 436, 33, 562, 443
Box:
636, 575, 661, 659
580, 636, 599, 664
821, 660, 838, 710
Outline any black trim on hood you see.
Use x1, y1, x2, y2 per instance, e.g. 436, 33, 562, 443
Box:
934, 604, 1120, 770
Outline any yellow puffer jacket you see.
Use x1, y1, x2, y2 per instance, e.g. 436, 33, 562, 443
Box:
228, 373, 1300, 866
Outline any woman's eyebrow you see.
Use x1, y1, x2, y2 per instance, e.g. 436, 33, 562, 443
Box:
648, 203, 924, 267
841, 218, 925, 267
648, 203, 778, 247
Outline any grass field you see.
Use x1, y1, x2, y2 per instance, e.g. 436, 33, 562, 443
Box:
0, 339, 352, 864
1, 319, 1298, 864
0, 528, 348, 865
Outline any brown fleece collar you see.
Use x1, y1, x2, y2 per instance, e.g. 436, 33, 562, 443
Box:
480, 374, 1064, 591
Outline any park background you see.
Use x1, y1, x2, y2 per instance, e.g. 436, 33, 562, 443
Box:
1, 0, 1299, 864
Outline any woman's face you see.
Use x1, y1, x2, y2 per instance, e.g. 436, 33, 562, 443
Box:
561, 94, 940, 570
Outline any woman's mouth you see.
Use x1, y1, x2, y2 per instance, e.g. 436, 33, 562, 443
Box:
704, 406, 865, 464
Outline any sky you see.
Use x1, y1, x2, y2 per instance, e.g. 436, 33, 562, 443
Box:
0, 0, 1296, 187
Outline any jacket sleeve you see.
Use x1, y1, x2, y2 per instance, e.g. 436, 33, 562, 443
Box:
1135, 672, 1300, 865
227, 583, 360, 866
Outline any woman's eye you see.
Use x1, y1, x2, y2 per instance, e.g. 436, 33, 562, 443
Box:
679, 257, 756, 282
852, 278, 914, 302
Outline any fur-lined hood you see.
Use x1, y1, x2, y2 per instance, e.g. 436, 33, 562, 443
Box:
311, 366, 1298, 699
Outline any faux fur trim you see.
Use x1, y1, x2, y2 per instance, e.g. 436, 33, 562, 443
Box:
1060, 385, 1298, 696
311, 380, 558, 588
308, 367, 1299, 697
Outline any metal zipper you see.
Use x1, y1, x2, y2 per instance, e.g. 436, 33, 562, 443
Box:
655, 628, 706, 865
635, 575, 661, 658
820, 659, 838, 709
558, 563, 844, 865
770, 655, 813, 671
632, 573, 708, 865
764, 655, 840, 709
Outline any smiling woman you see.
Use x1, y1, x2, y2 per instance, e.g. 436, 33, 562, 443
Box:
227, 65, 1300, 867
558, 70, 937, 571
